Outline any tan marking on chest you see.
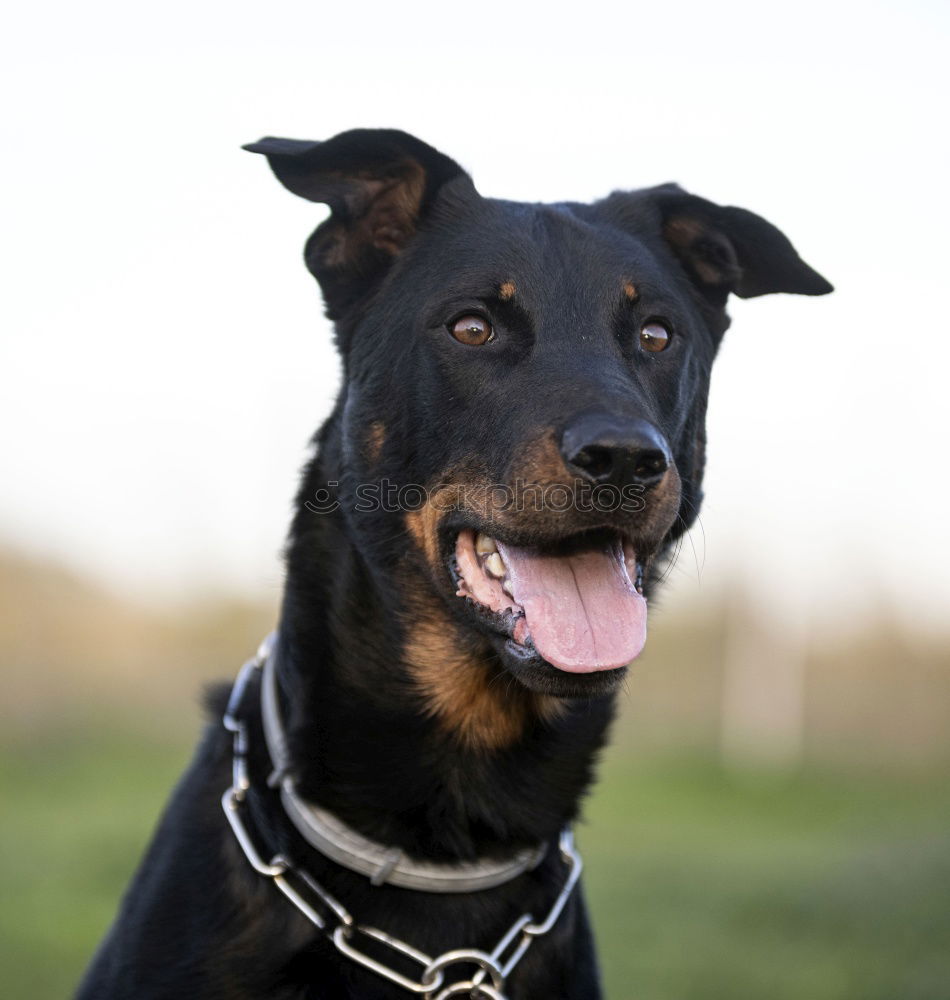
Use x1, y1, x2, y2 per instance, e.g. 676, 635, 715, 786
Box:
404, 603, 563, 751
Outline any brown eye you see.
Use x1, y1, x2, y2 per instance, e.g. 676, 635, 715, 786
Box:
640, 321, 671, 353
449, 314, 494, 346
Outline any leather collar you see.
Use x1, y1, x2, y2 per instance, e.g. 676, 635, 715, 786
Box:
257, 634, 547, 893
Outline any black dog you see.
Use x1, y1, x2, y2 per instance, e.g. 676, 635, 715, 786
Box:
76, 129, 831, 999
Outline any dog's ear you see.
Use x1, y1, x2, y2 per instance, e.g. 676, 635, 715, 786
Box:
244, 129, 468, 318
597, 184, 832, 322
653, 185, 833, 299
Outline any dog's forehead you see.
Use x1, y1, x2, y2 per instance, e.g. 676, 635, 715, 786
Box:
413, 196, 672, 303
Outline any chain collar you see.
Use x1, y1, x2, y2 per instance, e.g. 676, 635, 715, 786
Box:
221, 639, 583, 1000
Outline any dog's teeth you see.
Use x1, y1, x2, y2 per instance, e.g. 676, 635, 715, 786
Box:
502, 578, 515, 597
475, 533, 498, 555
485, 552, 506, 578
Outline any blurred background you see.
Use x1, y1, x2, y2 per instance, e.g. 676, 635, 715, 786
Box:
2, 1, 949, 998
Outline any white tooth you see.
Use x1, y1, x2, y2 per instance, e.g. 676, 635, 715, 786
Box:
485, 552, 506, 578
502, 578, 515, 598
475, 533, 498, 555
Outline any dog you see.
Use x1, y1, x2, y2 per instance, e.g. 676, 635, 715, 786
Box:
75, 129, 831, 999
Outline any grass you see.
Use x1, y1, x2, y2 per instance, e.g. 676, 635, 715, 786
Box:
2, 728, 949, 1000
0, 728, 194, 999
585, 753, 950, 999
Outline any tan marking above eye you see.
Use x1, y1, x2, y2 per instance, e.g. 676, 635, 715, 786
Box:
499, 281, 516, 301
623, 281, 639, 302
640, 321, 671, 352
449, 314, 494, 346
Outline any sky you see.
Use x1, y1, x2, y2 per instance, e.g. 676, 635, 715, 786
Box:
2, 0, 948, 629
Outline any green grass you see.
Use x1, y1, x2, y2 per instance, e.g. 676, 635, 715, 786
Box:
0, 728, 194, 1000
2, 730, 949, 1000
585, 754, 950, 1000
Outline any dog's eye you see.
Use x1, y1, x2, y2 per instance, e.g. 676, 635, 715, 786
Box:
639, 322, 671, 353
449, 314, 494, 346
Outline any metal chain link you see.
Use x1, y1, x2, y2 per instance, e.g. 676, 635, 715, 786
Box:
221, 649, 583, 999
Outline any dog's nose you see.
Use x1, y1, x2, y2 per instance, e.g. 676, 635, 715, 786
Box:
561, 414, 671, 489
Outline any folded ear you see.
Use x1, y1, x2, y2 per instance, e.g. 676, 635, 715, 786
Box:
244, 129, 468, 319
597, 184, 832, 320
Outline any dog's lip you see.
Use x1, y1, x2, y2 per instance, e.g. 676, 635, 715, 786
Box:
499, 636, 630, 696
447, 546, 525, 641
438, 517, 653, 565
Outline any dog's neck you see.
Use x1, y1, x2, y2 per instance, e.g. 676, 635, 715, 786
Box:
273, 451, 617, 862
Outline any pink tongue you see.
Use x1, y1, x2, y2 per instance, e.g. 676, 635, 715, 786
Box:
496, 541, 647, 673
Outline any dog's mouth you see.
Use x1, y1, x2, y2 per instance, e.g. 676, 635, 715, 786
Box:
450, 528, 647, 675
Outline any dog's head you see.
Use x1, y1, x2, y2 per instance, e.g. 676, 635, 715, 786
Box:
247, 129, 831, 712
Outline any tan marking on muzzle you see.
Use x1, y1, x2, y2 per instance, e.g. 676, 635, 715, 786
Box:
517, 432, 570, 486
404, 465, 494, 573
404, 486, 456, 572
641, 462, 683, 541
496, 430, 683, 544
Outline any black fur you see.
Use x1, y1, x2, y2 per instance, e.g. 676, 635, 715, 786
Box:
76, 129, 831, 999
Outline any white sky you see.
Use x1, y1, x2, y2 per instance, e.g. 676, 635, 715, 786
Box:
2, 0, 948, 628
